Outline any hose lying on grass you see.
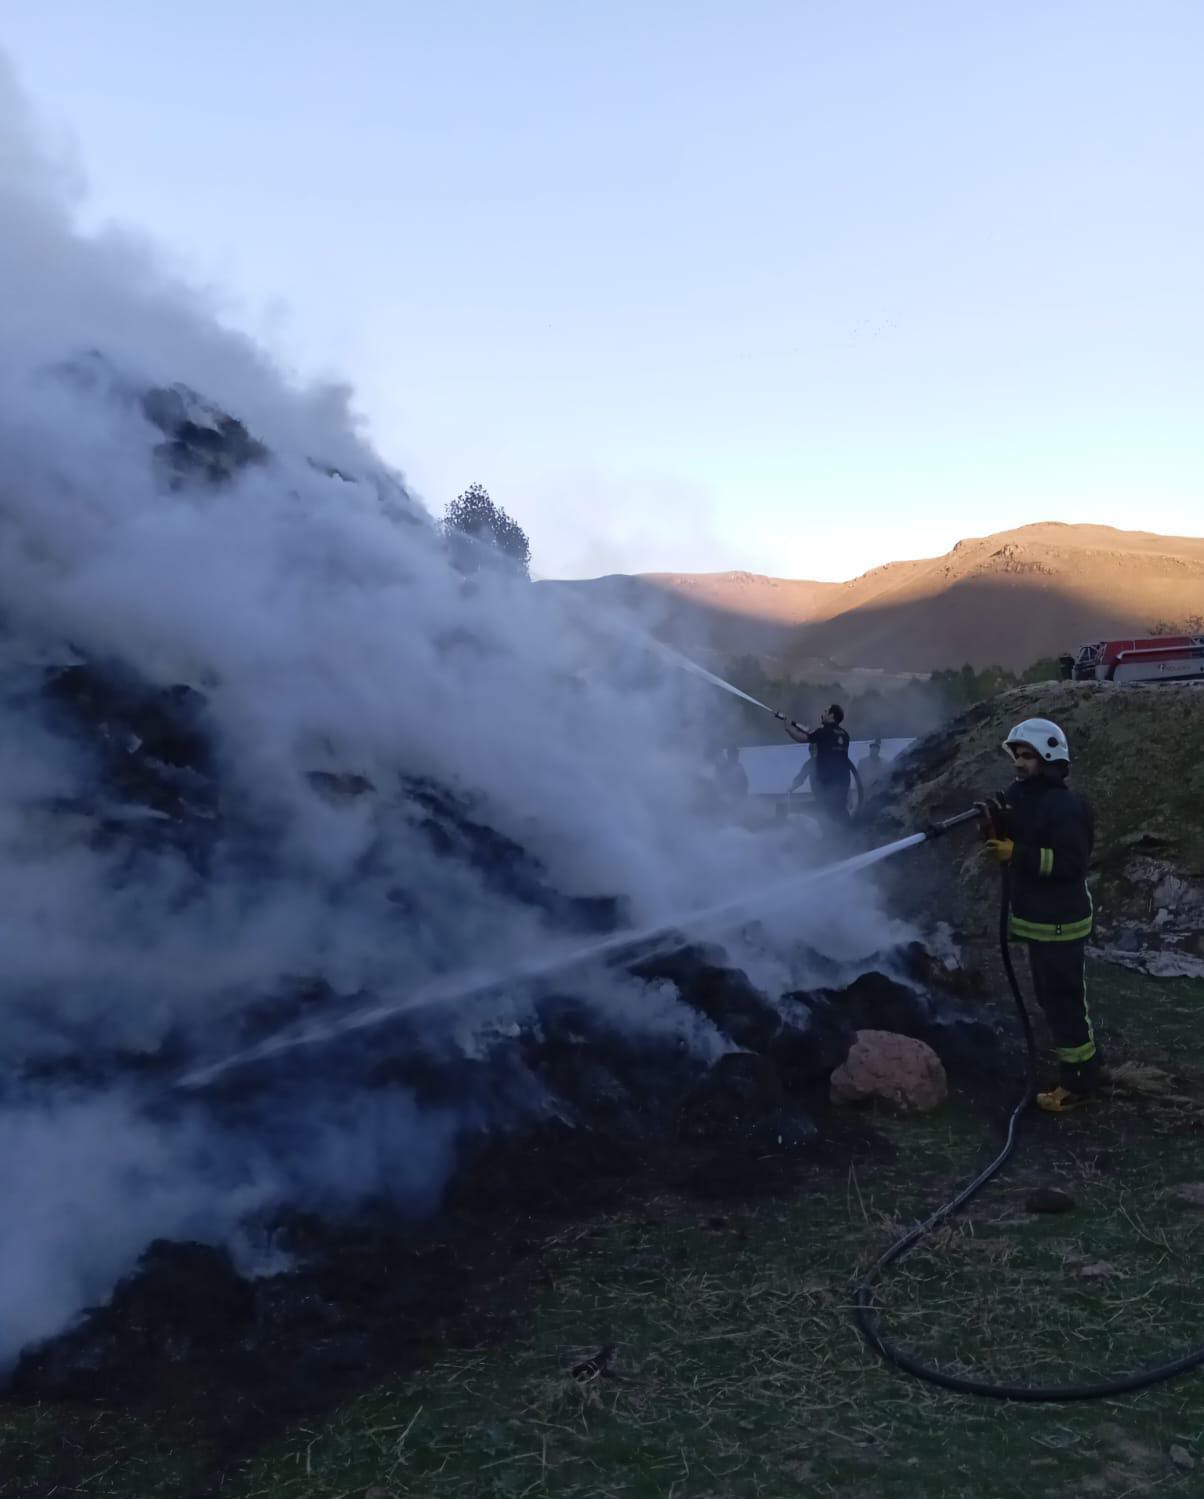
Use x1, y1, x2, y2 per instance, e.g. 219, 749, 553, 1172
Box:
852, 863, 1204, 1403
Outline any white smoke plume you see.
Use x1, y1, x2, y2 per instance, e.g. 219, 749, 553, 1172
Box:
0, 57, 914, 1366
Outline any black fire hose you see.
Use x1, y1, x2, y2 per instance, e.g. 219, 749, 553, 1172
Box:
850, 837, 1204, 1401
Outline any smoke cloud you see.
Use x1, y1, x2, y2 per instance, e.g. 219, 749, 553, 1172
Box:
0, 58, 913, 1366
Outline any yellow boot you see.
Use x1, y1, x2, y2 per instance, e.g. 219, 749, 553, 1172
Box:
1036, 1085, 1092, 1114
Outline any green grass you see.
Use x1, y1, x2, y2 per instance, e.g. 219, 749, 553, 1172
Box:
7, 964, 1204, 1498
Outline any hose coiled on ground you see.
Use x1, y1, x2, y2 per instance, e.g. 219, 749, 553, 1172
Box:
851, 866, 1204, 1401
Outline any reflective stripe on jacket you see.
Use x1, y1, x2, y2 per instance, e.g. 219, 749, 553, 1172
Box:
1001, 772, 1095, 940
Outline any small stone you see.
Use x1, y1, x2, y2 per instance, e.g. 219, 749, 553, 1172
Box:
1079, 1261, 1117, 1280
1170, 1445, 1195, 1471
1025, 1187, 1075, 1215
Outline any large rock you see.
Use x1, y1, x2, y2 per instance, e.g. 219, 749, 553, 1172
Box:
829, 1029, 947, 1113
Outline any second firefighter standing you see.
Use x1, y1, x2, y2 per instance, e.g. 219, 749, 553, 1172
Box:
984, 716, 1100, 1113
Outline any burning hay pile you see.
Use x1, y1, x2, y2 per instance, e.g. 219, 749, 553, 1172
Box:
4, 637, 995, 1416
0, 74, 997, 1432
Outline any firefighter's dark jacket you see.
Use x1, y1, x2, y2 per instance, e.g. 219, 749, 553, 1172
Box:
1001, 770, 1095, 941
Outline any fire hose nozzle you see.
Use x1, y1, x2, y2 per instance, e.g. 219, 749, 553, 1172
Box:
924, 807, 982, 840
975, 794, 1011, 841
924, 797, 1011, 843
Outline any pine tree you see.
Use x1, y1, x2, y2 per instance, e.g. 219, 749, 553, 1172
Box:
443, 484, 531, 577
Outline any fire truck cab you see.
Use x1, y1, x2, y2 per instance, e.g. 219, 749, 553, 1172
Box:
1069, 636, 1204, 685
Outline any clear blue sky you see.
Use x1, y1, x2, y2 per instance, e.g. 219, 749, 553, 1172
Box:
6, 2, 1204, 581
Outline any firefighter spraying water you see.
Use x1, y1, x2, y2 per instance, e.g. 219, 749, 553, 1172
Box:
852, 715, 1204, 1403
781, 703, 855, 827
983, 717, 1101, 1112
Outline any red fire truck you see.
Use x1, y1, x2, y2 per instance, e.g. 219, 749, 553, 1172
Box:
1067, 635, 1204, 685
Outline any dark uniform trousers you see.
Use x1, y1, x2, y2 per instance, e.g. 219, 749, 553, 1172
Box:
1003, 771, 1099, 1094
814, 779, 850, 826
1025, 937, 1099, 1092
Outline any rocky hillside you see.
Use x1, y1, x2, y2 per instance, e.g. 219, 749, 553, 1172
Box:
544, 523, 1204, 674
871, 681, 1204, 973
535, 570, 841, 661
790, 525, 1204, 674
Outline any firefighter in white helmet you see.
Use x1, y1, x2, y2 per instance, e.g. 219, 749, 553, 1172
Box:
983, 717, 1100, 1112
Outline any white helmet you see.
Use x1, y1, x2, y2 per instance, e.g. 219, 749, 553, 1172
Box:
1003, 717, 1070, 764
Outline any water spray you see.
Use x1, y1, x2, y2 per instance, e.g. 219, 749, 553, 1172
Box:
637, 637, 783, 719
640, 634, 814, 736
177, 827, 934, 1090
554, 590, 808, 735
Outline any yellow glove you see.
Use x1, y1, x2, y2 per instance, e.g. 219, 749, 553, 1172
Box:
984, 837, 1015, 864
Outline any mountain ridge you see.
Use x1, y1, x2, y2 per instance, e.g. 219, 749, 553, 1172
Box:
539, 523, 1204, 673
